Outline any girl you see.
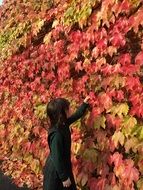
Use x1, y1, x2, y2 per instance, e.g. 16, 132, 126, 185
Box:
43, 97, 90, 190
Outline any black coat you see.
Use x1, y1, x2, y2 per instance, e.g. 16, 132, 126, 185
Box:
43, 102, 89, 190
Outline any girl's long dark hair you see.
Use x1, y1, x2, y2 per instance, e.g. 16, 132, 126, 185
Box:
46, 98, 70, 129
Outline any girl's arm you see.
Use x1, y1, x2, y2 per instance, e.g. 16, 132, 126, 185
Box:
66, 97, 90, 125
50, 132, 69, 182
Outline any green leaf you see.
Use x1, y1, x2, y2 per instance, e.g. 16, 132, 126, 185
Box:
139, 127, 143, 140
83, 148, 98, 163
131, 125, 143, 140
122, 116, 137, 137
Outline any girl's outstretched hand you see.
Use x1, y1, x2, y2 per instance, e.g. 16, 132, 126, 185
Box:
62, 177, 71, 188
83, 96, 90, 104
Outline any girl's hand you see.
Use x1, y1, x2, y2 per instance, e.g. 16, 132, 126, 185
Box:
62, 177, 71, 188
83, 96, 90, 104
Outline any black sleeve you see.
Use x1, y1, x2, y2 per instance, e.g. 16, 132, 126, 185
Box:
50, 132, 68, 181
66, 102, 89, 125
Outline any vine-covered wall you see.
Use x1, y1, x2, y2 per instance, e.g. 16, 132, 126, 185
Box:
0, 0, 143, 189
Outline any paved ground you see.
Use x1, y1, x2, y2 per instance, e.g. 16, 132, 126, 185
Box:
0, 170, 29, 190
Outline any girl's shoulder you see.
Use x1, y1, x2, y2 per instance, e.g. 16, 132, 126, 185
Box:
48, 127, 64, 146
48, 126, 64, 138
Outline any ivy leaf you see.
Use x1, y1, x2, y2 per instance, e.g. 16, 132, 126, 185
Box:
76, 171, 88, 186
72, 142, 82, 155
34, 104, 47, 119
122, 116, 137, 137
75, 61, 83, 72
110, 32, 126, 48
30, 159, 40, 174
124, 137, 139, 153
138, 158, 143, 174
43, 32, 52, 44
92, 47, 99, 59
106, 114, 122, 129
131, 124, 143, 140
109, 75, 125, 89
137, 178, 143, 190
115, 90, 124, 102
107, 46, 117, 57
83, 148, 98, 163
109, 152, 123, 168
32, 19, 45, 36
112, 131, 125, 148
94, 115, 106, 129
107, 103, 129, 117
81, 173, 88, 186
118, 53, 131, 65
135, 51, 143, 66
99, 92, 112, 110
139, 126, 143, 140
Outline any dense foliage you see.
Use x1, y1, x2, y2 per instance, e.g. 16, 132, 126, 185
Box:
0, 0, 143, 189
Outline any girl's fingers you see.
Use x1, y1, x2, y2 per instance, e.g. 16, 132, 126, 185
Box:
84, 96, 90, 103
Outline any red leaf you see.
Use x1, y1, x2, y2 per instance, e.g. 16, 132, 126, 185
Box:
109, 152, 123, 168
88, 178, 97, 190
88, 177, 106, 190
130, 105, 143, 118
125, 76, 142, 92
97, 39, 107, 52
135, 51, 143, 66
121, 65, 139, 76
110, 33, 126, 47
116, 90, 124, 101
75, 61, 83, 72
102, 65, 113, 76
108, 173, 116, 186
118, 0, 131, 14
118, 53, 131, 65
99, 93, 112, 110
22, 142, 32, 152
106, 114, 122, 129
69, 30, 83, 43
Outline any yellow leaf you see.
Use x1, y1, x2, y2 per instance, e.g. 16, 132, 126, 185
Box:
81, 173, 88, 186
77, 172, 88, 186
23, 153, 33, 164
111, 75, 125, 89
124, 137, 139, 153
30, 159, 40, 174
34, 104, 47, 119
43, 32, 52, 44
107, 103, 129, 118
94, 115, 106, 129
72, 142, 82, 154
52, 20, 59, 28
112, 185, 121, 190
129, 0, 141, 7
112, 131, 125, 147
